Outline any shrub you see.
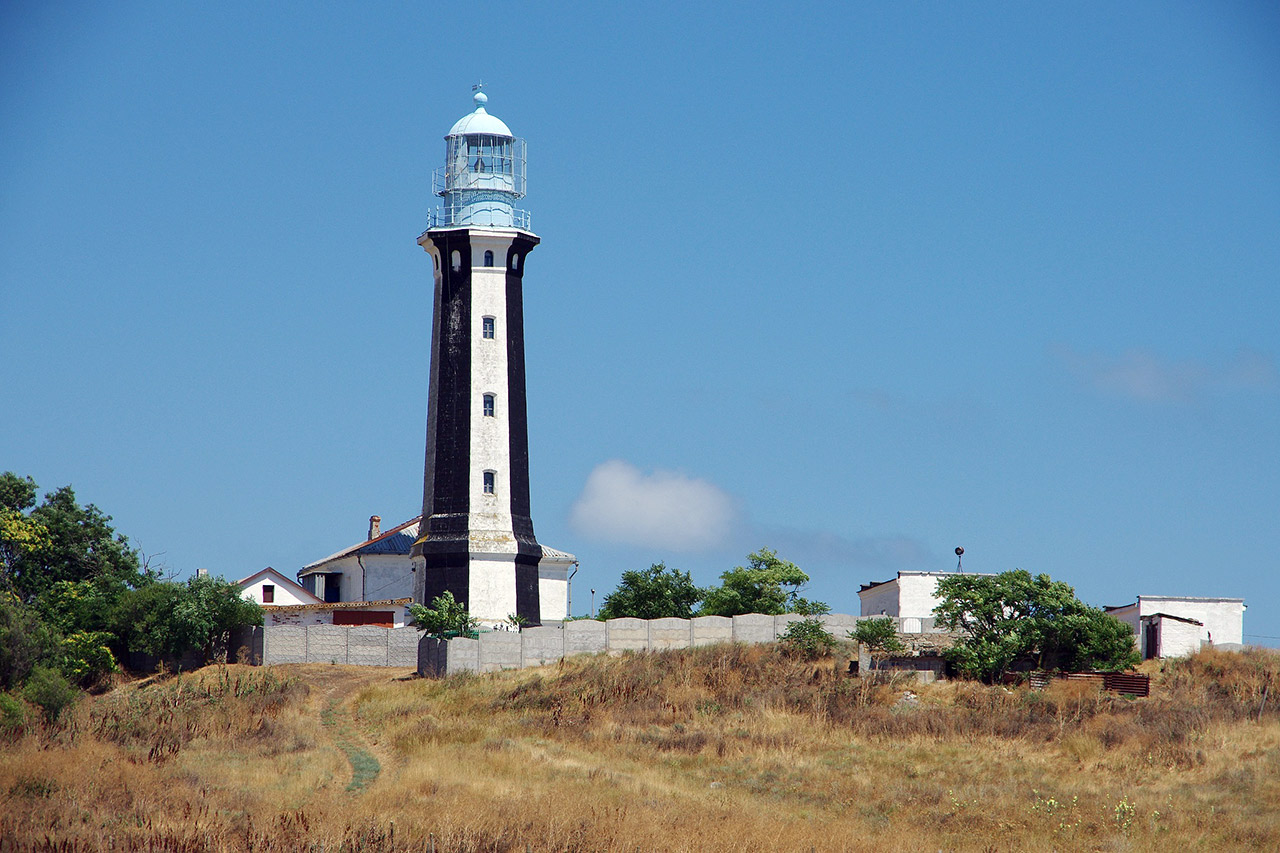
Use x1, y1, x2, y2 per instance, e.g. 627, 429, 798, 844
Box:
780, 617, 837, 660
21, 665, 77, 724
0, 691, 28, 740
409, 591, 478, 637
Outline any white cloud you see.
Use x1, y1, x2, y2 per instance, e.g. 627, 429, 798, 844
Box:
1054, 345, 1278, 403
569, 460, 737, 551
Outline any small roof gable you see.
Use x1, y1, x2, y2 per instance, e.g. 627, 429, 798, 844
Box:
300, 516, 422, 575
235, 567, 323, 604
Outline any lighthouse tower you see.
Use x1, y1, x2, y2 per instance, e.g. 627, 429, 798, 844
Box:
410, 87, 544, 625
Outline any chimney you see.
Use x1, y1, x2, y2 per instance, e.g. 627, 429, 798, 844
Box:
368, 515, 381, 540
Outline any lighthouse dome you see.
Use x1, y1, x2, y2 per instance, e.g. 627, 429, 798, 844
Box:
448, 90, 513, 137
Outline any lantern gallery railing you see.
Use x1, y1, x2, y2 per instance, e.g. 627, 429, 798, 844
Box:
427, 205, 532, 231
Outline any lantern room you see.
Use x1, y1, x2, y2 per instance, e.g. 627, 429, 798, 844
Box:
429, 87, 529, 230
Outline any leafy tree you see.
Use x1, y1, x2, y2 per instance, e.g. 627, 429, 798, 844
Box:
408, 591, 478, 637
0, 592, 60, 691
114, 575, 262, 663
933, 570, 1139, 682
780, 616, 838, 660
850, 617, 905, 671
0, 473, 151, 602
597, 562, 705, 620
700, 548, 828, 616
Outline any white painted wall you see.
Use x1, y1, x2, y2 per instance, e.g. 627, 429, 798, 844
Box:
1155, 616, 1204, 658
1136, 596, 1244, 646
538, 557, 571, 623
241, 576, 315, 607
859, 572, 993, 620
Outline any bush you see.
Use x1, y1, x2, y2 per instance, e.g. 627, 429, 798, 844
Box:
780, 616, 837, 660
409, 591, 478, 637
0, 691, 29, 740
21, 665, 77, 724
59, 631, 118, 687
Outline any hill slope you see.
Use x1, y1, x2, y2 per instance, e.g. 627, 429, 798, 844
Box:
2, 646, 1279, 851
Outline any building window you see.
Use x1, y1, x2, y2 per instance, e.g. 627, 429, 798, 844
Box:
451, 250, 461, 272
483, 471, 496, 495
483, 393, 495, 417
482, 316, 495, 339
262, 584, 274, 603
483, 250, 494, 267
510, 253, 520, 270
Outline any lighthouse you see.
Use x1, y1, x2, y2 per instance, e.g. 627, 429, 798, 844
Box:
410, 87, 556, 626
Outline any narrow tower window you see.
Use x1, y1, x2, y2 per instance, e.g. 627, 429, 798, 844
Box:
483, 250, 494, 267
482, 316, 496, 339
451, 250, 461, 272
483, 471, 496, 495
510, 253, 520, 271
483, 394, 495, 417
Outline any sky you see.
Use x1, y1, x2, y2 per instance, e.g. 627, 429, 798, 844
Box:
2, 2, 1278, 643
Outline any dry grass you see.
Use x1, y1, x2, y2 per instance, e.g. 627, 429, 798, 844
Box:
2, 649, 1279, 851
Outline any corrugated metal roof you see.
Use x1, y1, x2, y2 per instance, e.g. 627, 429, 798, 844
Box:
541, 544, 576, 561
300, 517, 422, 573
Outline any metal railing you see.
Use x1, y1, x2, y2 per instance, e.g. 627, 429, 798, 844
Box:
426, 206, 531, 230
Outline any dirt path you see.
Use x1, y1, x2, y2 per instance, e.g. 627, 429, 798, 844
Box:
296, 666, 397, 794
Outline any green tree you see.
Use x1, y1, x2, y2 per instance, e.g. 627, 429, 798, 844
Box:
597, 562, 705, 620
114, 575, 262, 663
0, 473, 151, 602
850, 617, 905, 671
0, 592, 61, 691
933, 570, 1139, 682
408, 591, 478, 637
700, 548, 828, 616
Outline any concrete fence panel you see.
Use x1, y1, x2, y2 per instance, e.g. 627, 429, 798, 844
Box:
478, 632, 522, 673
732, 614, 776, 644
565, 619, 608, 656
774, 614, 806, 637
691, 615, 733, 647
347, 626, 390, 666
307, 625, 350, 664
648, 618, 692, 650
263, 626, 307, 665
820, 613, 858, 639
388, 628, 421, 668
522, 626, 566, 668
446, 636, 480, 675
607, 618, 648, 652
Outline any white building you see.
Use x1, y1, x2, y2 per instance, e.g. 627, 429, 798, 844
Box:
1105, 596, 1246, 659
298, 514, 576, 624
858, 570, 995, 631
237, 567, 323, 607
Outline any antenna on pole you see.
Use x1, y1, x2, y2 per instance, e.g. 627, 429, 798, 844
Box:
955, 546, 964, 573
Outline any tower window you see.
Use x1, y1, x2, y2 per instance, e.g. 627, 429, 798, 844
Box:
510, 253, 520, 271
483, 394, 495, 417
483, 471, 496, 495
483, 250, 494, 267
262, 584, 275, 604
482, 316, 495, 339
450, 250, 461, 272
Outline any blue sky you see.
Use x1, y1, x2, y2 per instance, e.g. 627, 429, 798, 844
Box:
3, 2, 1278, 641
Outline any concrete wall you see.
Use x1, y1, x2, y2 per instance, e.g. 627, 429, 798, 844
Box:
260, 625, 422, 667
418, 613, 898, 677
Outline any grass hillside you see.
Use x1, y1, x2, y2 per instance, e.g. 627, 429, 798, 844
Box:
2, 645, 1278, 851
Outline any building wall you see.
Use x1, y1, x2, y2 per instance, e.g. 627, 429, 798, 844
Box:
538, 559, 570, 622
859, 581, 901, 617
1154, 616, 1204, 658
240, 575, 316, 607
1138, 597, 1244, 646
